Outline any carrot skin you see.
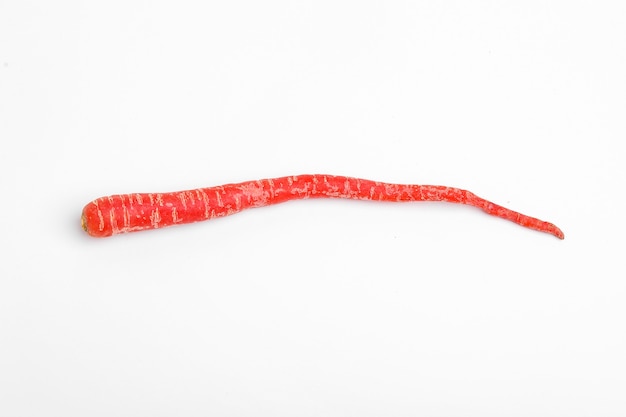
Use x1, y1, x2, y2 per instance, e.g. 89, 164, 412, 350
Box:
81, 174, 564, 239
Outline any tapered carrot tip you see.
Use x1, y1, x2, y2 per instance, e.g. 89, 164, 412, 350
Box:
525, 219, 564, 239
550, 224, 565, 240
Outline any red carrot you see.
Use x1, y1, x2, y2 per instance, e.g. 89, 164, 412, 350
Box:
81, 174, 564, 239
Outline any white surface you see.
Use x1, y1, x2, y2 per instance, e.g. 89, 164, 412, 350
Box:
1, 1, 624, 415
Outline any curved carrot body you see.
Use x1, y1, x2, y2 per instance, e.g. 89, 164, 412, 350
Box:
81, 174, 564, 239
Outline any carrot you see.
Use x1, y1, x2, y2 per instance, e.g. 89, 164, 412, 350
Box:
81, 174, 564, 239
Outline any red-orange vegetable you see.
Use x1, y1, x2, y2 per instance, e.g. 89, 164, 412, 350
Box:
81, 174, 564, 239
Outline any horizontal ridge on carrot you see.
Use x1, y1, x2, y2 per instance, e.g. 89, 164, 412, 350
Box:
81, 174, 564, 239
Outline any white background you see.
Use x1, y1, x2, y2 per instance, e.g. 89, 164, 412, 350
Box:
1, 1, 624, 415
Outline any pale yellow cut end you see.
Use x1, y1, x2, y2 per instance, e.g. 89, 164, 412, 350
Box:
81, 214, 88, 233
